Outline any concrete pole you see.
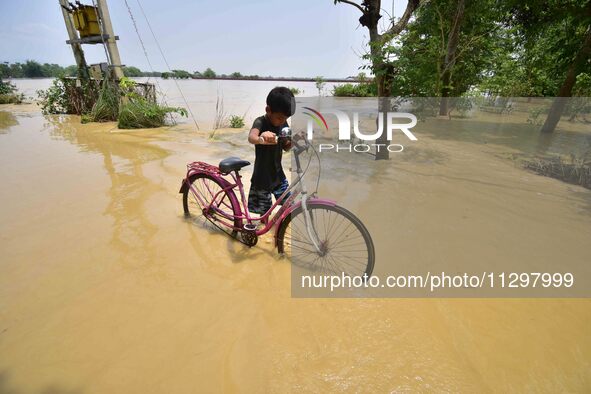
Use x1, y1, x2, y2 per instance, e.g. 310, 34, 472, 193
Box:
59, 0, 89, 79
95, 0, 124, 80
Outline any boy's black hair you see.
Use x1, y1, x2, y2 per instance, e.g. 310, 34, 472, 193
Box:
266, 87, 296, 117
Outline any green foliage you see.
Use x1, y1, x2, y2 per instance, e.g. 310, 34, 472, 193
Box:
0, 63, 10, 79
1, 61, 156, 79
332, 83, 377, 97
172, 69, 192, 79
36, 77, 98, 115
124, 66, 143, 77
385, 0, 502, 97
88, 79, 120, 122
64, 65, 79, 77
288, 87, 301, 95
36, 77, 73, 114
117, 77, 187, 129
0, 79, 17, 95
231, 72, 242, 78
0, 94, 23, 104
315, 76, 325, 95
202, 68, 217, 78
119, 101, 165, 128
565, 74, 591, 121
229, 115, 245, 128
345, 0, 590, 108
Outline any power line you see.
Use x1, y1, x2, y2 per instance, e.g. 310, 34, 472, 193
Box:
134, 0, 200, 131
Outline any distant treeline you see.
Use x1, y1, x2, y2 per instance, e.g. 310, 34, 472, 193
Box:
163, 68, 272, 80
0, 61, 328, 81
0, 61, 160, 79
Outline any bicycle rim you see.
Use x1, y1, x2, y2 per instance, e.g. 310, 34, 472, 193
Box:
183, 173, 241, 236
278, 204, 375, 277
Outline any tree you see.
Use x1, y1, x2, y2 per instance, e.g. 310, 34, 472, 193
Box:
124, 66, 143, 77
172, 69, 192, 79
505, 0, 591, 133
0, 62, 10, 79
231, 71, 242, 78
64, 65, 78, 77
315, 76, 326, 96
22, 60, 45, 78
202, 68, 216, 78
9, 63, 24, 78
541, 26, 591, 132
334, 0, 425, 159
439, 0, 465, 115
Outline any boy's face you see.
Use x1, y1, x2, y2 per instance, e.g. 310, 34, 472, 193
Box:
266, 106, 288, 127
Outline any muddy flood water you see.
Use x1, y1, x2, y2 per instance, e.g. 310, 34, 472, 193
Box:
1, 98, 590, 393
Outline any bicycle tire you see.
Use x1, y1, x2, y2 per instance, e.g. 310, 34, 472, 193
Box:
182, 173, 242, 237
277, 203, 375, 277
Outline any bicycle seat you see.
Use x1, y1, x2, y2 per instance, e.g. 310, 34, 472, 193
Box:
219, 157, 250, 173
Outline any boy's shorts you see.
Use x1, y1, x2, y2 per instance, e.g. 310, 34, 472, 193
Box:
248, 178, 291, 215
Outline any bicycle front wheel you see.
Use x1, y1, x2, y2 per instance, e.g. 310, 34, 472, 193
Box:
277, 203, 375, 277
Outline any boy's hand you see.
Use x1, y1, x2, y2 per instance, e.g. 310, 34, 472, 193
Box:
259, 131, 277, 144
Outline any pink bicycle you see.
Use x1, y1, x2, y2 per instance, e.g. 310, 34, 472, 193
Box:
179, 128, 375, 277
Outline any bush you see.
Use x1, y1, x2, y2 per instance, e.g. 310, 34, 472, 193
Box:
117, 77, 187, 129
332, 83, 377, 97
288, 87, 301, 95
88, 79, 120, 122
229, 115, 245, 128
36, 77, 98, 115
0, 80, 24, 104
0, 93, 24, 104
36, 77, 73, 114
524, 154, 591, 190
202, 68, 216, 78
0, 80, 16, 95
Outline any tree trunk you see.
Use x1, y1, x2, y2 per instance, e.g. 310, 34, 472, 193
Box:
540, 25, 591, 133
336, 0, 421, 160
439, 0, 465, 116
366, 3, 392, 160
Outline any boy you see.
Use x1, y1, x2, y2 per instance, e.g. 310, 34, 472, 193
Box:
247, 87, 295, 215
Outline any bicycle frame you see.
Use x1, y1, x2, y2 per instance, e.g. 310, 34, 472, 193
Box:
180, 140, 337, 249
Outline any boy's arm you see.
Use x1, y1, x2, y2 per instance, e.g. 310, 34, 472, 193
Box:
248, 128, 277, 145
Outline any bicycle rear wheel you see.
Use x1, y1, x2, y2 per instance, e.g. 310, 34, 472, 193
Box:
277, 203, 374, 277
182, 173, 242, 237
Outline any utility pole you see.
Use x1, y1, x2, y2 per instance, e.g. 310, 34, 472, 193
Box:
59, 0, 89, 79
59, 0, 124, 80
95, 0, 124, 80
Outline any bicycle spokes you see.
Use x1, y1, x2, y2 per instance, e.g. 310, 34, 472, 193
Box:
283, 207, 371, 277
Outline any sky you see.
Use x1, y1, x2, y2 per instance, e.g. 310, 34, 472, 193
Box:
0, 0, 406, 78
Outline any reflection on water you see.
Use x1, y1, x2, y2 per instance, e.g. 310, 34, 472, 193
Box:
43, 116, 171, 271
0, 110, 18, 132
0, 104, 589, 392
419, 113, 591, 158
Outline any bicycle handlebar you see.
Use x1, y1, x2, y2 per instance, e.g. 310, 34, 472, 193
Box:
277, 127, 309, 155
